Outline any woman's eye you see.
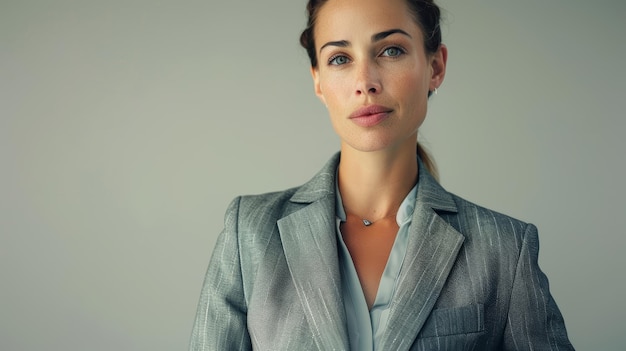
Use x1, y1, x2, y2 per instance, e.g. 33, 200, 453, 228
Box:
329, 55, 350, 65
382, 47, 404, 57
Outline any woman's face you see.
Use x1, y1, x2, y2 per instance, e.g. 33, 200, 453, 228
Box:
311, 0, 446, 153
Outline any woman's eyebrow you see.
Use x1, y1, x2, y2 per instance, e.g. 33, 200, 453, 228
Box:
319, 29, 412, 53
372, 29, 412, 42
320, 40, 349, 53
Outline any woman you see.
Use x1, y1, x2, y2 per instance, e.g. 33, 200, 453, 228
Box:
190, 0, 574, 349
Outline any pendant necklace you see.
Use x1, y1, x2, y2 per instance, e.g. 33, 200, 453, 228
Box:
360, 212, 397, 227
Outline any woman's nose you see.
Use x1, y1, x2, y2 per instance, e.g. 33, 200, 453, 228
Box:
355, 61, 382, 96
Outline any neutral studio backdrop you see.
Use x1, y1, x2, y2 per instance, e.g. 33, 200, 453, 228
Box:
2, 0, 625, 350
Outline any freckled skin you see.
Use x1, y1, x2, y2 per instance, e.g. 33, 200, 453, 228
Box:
311, 0, 445, 154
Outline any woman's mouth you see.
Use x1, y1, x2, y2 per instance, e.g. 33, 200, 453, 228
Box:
349, 105, 393, 127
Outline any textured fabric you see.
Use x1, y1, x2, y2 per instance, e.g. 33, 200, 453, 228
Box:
189, 152, 574, 351
335, 182, 418, 350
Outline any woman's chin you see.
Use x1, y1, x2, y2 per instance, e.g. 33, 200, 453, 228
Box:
341, 136, 410, 154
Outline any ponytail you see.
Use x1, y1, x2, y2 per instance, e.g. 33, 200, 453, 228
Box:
417, 142, 439, 181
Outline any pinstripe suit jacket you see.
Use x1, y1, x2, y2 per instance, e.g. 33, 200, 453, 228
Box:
190, 153, 573, 350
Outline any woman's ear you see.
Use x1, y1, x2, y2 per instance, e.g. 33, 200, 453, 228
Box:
311, 66, 327, 106
429, 44, 448, 91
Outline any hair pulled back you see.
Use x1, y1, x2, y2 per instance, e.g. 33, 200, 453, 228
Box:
299, 0, 442, 179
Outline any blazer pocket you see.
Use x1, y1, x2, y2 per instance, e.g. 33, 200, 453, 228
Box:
418, 304, 485, 338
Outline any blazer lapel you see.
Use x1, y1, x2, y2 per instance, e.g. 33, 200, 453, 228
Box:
277, 153, 350, 350
378, 164, 465, 351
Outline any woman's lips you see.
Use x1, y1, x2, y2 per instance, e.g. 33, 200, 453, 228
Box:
349, 105, 393, 127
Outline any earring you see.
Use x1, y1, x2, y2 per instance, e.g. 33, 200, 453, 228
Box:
434, 87, 438, 95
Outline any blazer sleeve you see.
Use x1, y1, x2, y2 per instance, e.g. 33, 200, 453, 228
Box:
189, 197, 252, 351
503, 223, 574, 350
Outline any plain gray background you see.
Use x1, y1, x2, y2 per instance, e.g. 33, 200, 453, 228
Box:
2, 0, 625, 349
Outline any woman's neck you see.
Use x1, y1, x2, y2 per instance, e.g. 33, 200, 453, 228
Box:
338, 142, 418, 222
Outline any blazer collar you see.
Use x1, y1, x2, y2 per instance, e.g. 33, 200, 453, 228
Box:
279, 152, 464, 350
288, 151, 458, 211
414, 156, 458, 213
288, 152, 340, 204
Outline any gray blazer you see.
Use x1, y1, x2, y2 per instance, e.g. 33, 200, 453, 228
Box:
190, 153, 573, 350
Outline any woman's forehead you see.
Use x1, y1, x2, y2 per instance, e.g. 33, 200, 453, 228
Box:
314, 0, 420, 43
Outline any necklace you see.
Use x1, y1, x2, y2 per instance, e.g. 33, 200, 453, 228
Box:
359, 212, 397, 226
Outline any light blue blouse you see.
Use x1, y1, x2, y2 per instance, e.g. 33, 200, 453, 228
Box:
335, 183, 418, 351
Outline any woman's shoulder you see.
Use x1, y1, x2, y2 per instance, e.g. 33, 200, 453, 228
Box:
442, 190, 534, 244
452, 192, 528, 225
226, 186, 301, 218
227, 153, 340, 221
222, 184, 313, 232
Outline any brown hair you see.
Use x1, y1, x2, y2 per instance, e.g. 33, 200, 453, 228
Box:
299, 0, 442, 179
